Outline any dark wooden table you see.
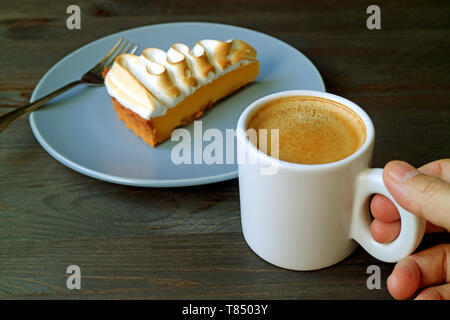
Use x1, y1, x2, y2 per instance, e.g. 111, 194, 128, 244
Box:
0, 0, 449, 299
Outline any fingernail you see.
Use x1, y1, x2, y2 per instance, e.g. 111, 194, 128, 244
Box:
387, 161, 418, 184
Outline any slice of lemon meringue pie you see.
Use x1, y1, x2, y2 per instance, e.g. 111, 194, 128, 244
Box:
104, 39, 259, 147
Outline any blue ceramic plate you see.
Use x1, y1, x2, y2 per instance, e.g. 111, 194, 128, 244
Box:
30, 22, 325, 187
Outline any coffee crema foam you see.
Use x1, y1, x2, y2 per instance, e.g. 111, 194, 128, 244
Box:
246, 96, 367, 165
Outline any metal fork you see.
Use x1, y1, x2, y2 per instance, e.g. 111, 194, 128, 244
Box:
0, 38, 137, 132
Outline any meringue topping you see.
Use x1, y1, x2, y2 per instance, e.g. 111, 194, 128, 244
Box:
105, 39, 258, 120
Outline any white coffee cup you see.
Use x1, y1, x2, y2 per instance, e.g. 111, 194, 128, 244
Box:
236, 90, 426, 271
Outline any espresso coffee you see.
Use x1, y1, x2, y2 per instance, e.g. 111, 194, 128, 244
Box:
246, 96, 366, 164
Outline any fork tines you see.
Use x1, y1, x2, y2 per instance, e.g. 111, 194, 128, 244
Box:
96, 38, 138, 70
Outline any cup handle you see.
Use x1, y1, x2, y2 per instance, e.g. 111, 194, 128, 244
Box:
350, 168, 426, 263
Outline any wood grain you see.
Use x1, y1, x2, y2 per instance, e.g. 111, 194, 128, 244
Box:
0, 0, 449, 299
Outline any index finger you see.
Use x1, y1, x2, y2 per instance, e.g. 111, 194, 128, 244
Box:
371, 159, 450, 223
418, 159, 450, 183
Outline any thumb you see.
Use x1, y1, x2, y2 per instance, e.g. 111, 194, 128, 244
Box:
383, 160, 450, 231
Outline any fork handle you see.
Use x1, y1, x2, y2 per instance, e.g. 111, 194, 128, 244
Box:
0, 80, 84, 133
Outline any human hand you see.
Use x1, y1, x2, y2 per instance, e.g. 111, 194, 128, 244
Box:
369, 159, 450, 300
